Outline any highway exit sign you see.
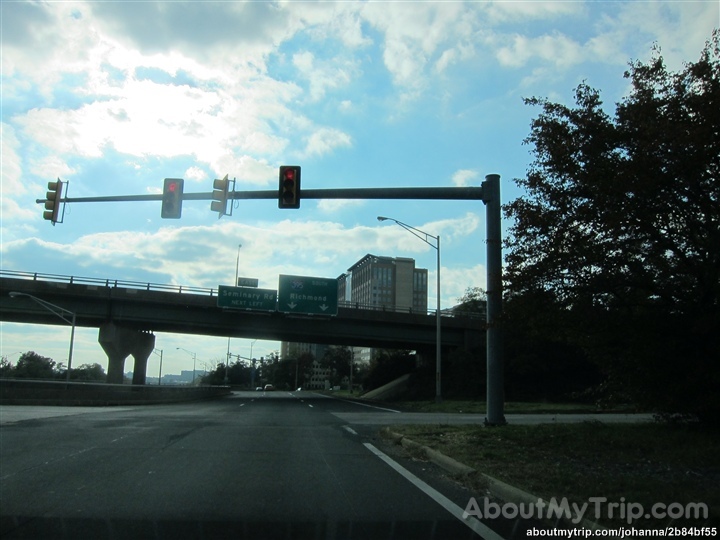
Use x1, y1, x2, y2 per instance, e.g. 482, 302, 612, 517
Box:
278, 275, 338, 316
236, 277, 259, 287
217, 285, 277, 312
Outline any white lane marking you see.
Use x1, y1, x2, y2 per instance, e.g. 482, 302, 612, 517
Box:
363, 443, 506, 540
342, 426, 358, 436
308, 404, 314, 408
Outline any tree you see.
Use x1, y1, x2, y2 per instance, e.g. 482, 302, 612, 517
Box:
319, 346, 352, 387
294, 352, 315, 389
13, 351, 58, 379
363, 349, 415, 392
0, 356, 13, 378
453, 287, 487, 318
505, 31, 720, 420
70, 363, 106, 381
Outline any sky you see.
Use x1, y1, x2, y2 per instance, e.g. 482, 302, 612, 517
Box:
1, 1, 718, 378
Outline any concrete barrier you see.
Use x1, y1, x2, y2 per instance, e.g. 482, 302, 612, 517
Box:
0, 378, 230, 406
361, 373, 411, 401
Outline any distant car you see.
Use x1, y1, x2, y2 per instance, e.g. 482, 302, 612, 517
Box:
263, 384, 275, 392
255, 386, 263, 391
296, 387, 302, 391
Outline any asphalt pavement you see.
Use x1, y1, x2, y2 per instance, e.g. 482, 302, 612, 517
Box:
1, 391, 502, 540
0, 392, 652, 540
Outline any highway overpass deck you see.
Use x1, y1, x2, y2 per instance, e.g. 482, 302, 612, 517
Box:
1, 270, 484, 351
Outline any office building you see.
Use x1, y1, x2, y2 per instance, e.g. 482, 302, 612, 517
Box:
282, 254, 428, 385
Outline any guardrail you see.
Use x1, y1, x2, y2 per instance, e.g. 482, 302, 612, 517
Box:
1, 269, 483, 319
1, 269, 216, 296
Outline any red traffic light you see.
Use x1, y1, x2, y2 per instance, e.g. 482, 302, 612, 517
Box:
161, 178, 184, 219
278, 166, 301, 209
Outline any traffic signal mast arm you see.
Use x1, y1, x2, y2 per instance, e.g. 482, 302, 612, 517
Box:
36, 185, 487, 205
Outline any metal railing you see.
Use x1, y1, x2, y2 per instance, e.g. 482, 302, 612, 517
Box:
0, 269, 217, 296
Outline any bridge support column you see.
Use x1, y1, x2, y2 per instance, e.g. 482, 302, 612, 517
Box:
99, 323, 154, 385
131, 331, 155, 385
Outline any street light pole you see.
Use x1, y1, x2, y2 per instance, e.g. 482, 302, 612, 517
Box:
225, 243, 243, 385
235, 243, 242, 286
176, 347, 197, 384
152, 348, 163, 385
9, 292, 76, 383
377, 216, 442, 402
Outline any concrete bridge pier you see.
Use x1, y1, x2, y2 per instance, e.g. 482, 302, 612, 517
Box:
99, 323, 155, 385
130, 331, 156, 385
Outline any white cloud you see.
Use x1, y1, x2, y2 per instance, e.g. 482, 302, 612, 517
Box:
442, 264, 488, 305
292, 51, 359, 102
316, 199, 365, 213
601, 1, 719, 70
483, 1, 582, 24
0, 123, 25, 196
375, 213, 480, 253
496, 33, 583, 69
298, 3, 372, 49
217, 156, 276, 187
452, 169, 479, 187
184, 167, 207, 183
303, 128, 352, 158
361, 2, 476, 95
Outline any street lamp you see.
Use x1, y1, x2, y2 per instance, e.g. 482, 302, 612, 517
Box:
377, 216, 442, 402
235, 243, 243, 286
152, 348, 163, 386
225, 243, 243, 385
8, 292, 76, 383
176, 347, 197, 384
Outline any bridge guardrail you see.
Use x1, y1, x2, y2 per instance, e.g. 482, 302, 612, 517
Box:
1, 269, 483, 319
0, 269, 217, 296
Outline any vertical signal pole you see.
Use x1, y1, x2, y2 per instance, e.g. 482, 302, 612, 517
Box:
483, 174, 506, 425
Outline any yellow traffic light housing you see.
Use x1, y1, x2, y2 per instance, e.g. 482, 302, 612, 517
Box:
210, 174, 234, 218
43, 179, 65, 225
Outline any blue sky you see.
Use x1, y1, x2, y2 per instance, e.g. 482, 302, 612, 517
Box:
1, 1, 717, 377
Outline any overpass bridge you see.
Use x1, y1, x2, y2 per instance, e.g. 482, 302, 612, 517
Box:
1, 270, 484, 384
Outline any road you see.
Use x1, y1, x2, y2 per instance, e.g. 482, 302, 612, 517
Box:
1, 391, 521, 540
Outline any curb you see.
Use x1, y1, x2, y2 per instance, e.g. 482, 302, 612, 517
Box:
380, 428, 606, 533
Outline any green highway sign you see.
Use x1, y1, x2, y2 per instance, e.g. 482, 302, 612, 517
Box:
278, 274, 338, 316
218, 285, 277, 312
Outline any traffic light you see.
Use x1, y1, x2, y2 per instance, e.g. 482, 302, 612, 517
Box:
161, 178, 184, 219
278, 166, 301, 209
43, 179, 64, 224
210, 174, 233, 218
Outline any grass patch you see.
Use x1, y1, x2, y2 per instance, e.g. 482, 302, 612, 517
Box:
392, 400, 633, 414
389, 422, 719, 528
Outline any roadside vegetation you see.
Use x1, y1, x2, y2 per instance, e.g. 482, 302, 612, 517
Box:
0, 351, 106, 381
388, 421, 719, 529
